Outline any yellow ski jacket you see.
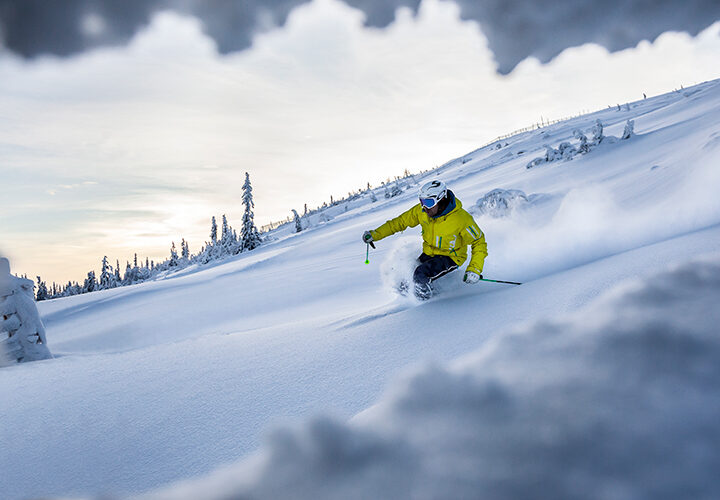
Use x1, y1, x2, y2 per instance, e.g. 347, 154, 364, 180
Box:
371, 194, 487, 274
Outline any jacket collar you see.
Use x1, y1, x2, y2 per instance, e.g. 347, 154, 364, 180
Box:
432, 190, 457, 218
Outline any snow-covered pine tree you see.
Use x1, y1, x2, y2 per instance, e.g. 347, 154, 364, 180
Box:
573, 129, 590, 154
35, 277, 49, 301
292, 209, 302, 233
391, 179, 403, 196
123, 262, 132, 285
82, 271, 97, 293
100, 256, 115, 290
115, 260, 122, 283
222, 215, 229, 242
220, 215, 233, 254
211, 216, 218, 244
181, 238, 190, 260
591, 119, 604, 144
170, 242, 179, 266
241, 172, 262, 251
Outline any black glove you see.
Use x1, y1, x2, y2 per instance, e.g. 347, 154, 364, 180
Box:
362, 231, 376, 248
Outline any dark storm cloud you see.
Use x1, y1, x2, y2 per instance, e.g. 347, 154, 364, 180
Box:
0, 0, 420, 58
0, 0, 718, 73
452, 0, 720, 73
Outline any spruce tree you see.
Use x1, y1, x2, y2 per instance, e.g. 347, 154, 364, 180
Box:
83, 271, 97, 293
36, 277, 49, 301
241, 172, 262, 251
124, 262, 132, 284
211, 216, 218, 244
292, 209, 302, 233
170, 242, 179, 266
100, 256, 115, 289
181, 238, 190, 259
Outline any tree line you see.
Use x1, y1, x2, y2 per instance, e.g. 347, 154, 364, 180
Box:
35, 172, 262, 301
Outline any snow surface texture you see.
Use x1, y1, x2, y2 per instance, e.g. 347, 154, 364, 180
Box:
1, 80, 720, 500
138, 256, 720, 500
2, 0, 719, 73
0, 257, 52, 365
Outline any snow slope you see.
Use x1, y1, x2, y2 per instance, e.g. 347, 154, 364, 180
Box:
1, 80, 720, 500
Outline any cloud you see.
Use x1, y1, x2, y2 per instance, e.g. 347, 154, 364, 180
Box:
453, 0, 720, 73
1, 0, 718, 73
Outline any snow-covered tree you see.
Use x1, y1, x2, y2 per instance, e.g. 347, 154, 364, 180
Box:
169, 242, 179, 267
241, 172, 262, 251
82, 271, 97, 293
544, 144, 558, 162
123, 262, 133, 285
181, 238, 190, 260
100, 256, 115, 290
591, 119, 604, 144
558, 142, 577, 161
573, 129, 590, 154
211, 216, 218, 244
222, 215, 230, 243
292, 209, 302, 233
115, 260, 122, 283
1, 258, 52, 364
220, 215, 239, 254
622, 119, 635, 140
35, 277, 49, 301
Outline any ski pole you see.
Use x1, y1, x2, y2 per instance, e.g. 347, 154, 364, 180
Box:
364, 241, 375, 264
480, 277, 522, 285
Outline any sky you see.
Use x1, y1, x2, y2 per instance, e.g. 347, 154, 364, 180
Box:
1, 0, 720, 285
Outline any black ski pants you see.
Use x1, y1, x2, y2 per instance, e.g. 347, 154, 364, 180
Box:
413, 253, 458, 287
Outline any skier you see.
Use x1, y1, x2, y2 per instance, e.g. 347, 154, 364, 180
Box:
362, 180, 487, 299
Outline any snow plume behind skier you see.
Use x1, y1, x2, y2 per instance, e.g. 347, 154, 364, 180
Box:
363, 180, 488, 300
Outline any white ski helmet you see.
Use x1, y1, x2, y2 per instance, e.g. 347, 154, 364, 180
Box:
418, 180, 447, 209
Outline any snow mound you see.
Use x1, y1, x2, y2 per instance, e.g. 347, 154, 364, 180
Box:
475, 189, 530, 217
138, 254, 720, 500
1, 258, 52, 366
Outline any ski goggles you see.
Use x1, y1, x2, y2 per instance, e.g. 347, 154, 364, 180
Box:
419, 197, 439, 209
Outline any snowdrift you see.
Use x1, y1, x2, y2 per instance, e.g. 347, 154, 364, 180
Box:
141, 256, 720, 500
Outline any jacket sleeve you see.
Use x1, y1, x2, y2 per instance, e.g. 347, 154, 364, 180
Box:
372, 204, 421, 241
459, 214, 487, 274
